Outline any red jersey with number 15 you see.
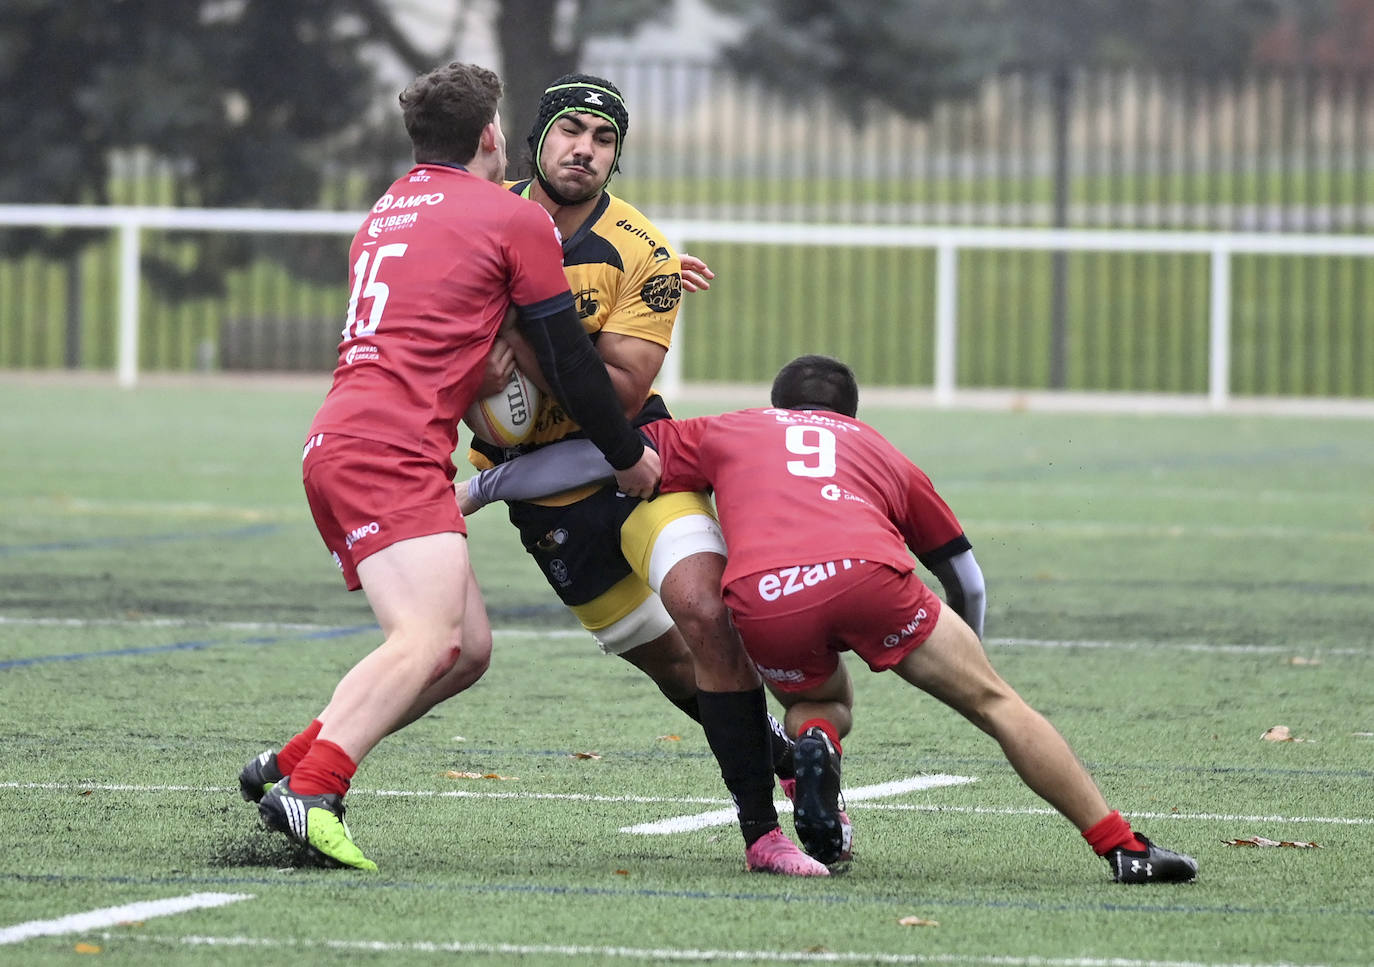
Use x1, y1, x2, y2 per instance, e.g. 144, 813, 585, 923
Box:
310, 164, 574, 468
641, 407, 967, 587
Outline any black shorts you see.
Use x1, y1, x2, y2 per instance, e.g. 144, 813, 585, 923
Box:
508, 486, 640, 607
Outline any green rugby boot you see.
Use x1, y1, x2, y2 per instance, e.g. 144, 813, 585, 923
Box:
258, 777, 377, 871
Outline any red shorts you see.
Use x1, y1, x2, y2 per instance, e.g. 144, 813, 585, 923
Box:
723, 559, 943, 693
301, 433, 465, 590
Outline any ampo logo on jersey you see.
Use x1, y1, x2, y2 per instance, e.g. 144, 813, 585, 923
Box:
371, 191, 445, 214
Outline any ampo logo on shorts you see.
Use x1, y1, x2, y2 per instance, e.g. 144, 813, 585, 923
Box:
345, 521, 380, 550
757, 665, 806, 684
882, 608, 929, 648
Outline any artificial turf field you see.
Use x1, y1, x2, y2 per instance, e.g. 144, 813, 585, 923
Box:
1, 375, 1370, 966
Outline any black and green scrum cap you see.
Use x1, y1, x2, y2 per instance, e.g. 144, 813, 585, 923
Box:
527, 73, 630, 177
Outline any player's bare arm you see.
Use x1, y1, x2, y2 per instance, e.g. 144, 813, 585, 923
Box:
596, 331, 668, 417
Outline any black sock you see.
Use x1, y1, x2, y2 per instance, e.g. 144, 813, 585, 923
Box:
673, 692, 795, 781
669, 693, 702, 722
695, 687, 779, 847
768, 714, 796, 781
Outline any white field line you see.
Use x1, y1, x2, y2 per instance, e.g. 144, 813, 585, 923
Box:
0, 892, 252, 946
2, 615, 1367, 657
2, 780, 1369, 828
620, 775, 975, 835
0, 615, 341, 632
93, 932, 1333, 967
848, 802, 1374, 826
0, 781, 720, 806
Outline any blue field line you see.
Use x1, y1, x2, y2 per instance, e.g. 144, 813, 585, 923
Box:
0, 623, 377, 670
1, 870, 1369, 920
0, 523, 281, 556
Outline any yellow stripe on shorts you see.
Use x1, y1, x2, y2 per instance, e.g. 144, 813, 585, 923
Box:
567, 491, 716, 633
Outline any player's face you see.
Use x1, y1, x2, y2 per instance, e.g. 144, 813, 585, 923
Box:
539, 112, 616, 202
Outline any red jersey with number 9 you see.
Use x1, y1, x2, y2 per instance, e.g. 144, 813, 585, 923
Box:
640, 407, 966, 587
310, 164, 573, 468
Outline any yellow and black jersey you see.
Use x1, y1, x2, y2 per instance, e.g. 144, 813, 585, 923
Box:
468, 185, 683, 485
510, 181, 683, 446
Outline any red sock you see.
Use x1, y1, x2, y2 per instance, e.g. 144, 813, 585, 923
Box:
276, 719, 323, 775
288, 740, 357, 797
1082, 810, 1146, 855
798, 717, 842, 756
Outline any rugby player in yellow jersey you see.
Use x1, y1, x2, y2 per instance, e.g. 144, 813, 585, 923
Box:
467, 74, 822, 874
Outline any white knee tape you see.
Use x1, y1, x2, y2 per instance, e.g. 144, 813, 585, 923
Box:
591, 593, 675, 655
646, 514, 728, 593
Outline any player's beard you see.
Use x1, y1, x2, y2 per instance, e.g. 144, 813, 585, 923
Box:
554, 164, 606, 203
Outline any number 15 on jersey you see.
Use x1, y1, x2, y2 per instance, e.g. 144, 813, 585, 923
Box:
342, 243, 408, 340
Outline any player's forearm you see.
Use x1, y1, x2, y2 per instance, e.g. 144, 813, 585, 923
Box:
467, 438, 613, 507
515, 305, 644, 470
926, 549, 987, 639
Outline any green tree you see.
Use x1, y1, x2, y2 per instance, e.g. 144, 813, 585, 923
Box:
987, 0, 1315, 72
703, 0, 1000, 122
703, 0, 1320, 121
1, 0, 390, 210
0, 0, 395, 291
356, 0, 668, 175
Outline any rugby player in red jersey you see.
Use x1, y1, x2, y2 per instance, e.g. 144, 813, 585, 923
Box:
461, 355, 1199, 883
238, 62, 657, 870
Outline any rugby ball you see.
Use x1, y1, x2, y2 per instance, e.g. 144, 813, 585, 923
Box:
464, 367, 541, 447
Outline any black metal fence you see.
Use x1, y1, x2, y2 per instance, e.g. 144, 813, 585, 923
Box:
600, 60, 1373, 232
2, 61, 1372, 396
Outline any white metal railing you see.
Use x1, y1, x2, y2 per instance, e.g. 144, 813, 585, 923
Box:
657, 220, 1374, 409
3, 204, 1374, 406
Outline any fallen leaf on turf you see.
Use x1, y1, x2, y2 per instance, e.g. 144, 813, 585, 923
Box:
443, 771, 518, 780
1285, 656, 1322, 666
614, 869, 629, 875
74, 943, 101, 954
898, 916, 940, 927
656, 734, 682, 741
570, 752, 602, 760
1222, 836, 1321, 848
